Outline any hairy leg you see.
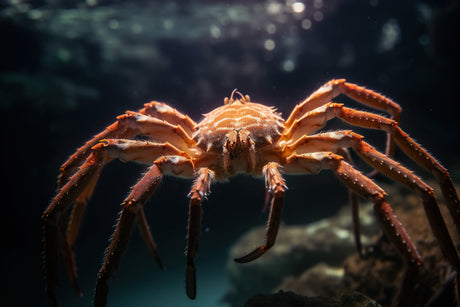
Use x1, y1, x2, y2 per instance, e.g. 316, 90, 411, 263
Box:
286, 131, 460, 270
185, 168, 214, 299
44, 138, 194, 305
139, 101, 196, 135
281, 102, 460, 237
43, 150, 107, 306
94, 164, 163, 306
234, 162, 286, 263
94, 155, 195, 306
285, 79, 401, 156
59, 105, 196, 186
285, 152, 422, 306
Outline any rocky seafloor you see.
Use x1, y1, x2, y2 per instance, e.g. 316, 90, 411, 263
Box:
225, 181, 460, 307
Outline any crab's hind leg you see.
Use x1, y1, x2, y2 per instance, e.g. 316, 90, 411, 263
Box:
234, 162, 286, 263
186, 168, 214, 299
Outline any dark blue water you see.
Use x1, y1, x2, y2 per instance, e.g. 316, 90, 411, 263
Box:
2, 1, 459, 306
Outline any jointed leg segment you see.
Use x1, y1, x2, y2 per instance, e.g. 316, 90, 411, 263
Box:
286, 130, 460, 270
44, 136, 195, 305
58, 104, 197, 186
286, 152, 423, 305
285, 79, 401, 156
44, 81, 459, 307
235, 162, 286, 263
94, 163, 163, 306
43, 150, 107, 306
186, 168, 214, 299
283, 100, 460, 247
336, 147, 362, 255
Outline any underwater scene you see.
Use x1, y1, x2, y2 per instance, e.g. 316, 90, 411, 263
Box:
2, 0, 460, 306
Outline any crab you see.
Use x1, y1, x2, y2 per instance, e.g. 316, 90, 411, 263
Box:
43, 79, 460, 306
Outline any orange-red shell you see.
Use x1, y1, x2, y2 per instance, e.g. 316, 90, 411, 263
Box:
193, 100, 285, 152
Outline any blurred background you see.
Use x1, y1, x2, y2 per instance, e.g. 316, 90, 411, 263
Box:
1, 0, 460, 306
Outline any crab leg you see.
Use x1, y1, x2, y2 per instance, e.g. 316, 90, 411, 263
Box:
186, 168, 214, 299
140, 101, 196, 135
356, 141, 460, 270
285, 152, 422, 306
88, 140, 193, 270
118, 112, 196, 152
282, 102, 460, 236
336, 147, 363, 256
43, 150, 107, 306
58, 122, 133, 187
94, 164, 162, 307
287, 131, 460, 269
286, 79, 401, 156
286, 79, 401, 127
337, 107, 460, 238
94, 155, 195, 306
62, 168, 104, 296
59, 106, 196, 186
392, 127, 460, 235
45, 140, 191, 304
64, 139, 185, 267
66, 140, 186, 277
234, 162, 286, 263
66, 169, 103, 247
97, 139, 190, 163
136, 206, 165, 269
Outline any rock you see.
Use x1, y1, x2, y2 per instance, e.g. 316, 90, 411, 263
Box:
275, 263, 344, 298
244, 290, 381, 307
341, 182, 460, 307
225, 197, 380, 306
225, 181, 460, 307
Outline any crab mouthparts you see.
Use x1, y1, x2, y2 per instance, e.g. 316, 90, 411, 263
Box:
224, 129, 252, 159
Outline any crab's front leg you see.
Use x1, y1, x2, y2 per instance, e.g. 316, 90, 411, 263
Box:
185, 168, 214, 299
234, 162, 286, 263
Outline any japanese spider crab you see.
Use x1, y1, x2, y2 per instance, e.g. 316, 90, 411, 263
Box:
43, 79, 460, 306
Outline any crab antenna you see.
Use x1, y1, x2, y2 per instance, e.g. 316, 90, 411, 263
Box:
230, 88, 238, 101
224, 88, 238, 105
